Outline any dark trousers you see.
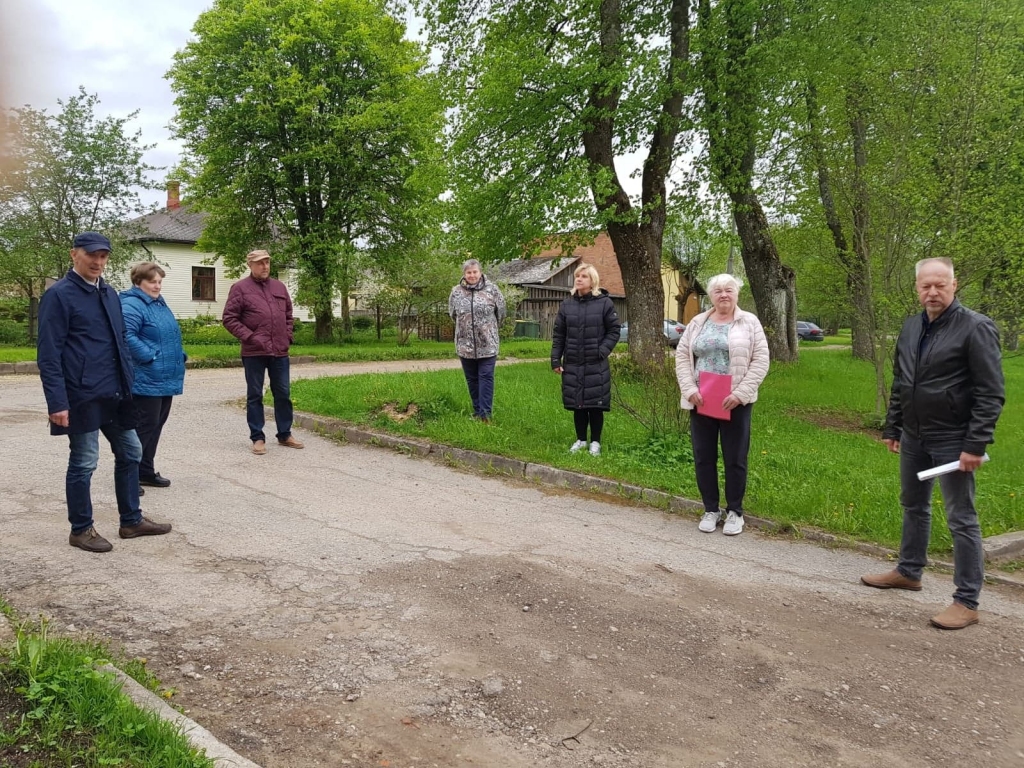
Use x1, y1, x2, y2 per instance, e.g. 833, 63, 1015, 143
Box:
66, 424, 143, 534
134, 395, 173, 479
897, 434, 984, 610
459, 356, 496, 418
690, 403, 753, 515
573, 409, 605, 443
242, 356, 293, 443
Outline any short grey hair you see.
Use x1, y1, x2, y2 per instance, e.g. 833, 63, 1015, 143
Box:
915, 257, 954, 278
706, 273, 743, 294
462, 258, 482, 273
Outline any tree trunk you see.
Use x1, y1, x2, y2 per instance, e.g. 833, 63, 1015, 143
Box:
606, 222, 666, 367
805, 82, 874, 361
27, 294, 39, 344
846, 83, 877, 363
730, 192, 798, 361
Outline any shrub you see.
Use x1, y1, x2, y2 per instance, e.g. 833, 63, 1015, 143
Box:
352, 316, 374, 331
0, 318, 29, 344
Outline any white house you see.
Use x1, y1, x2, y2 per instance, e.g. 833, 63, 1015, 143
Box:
125, 183, 319, 321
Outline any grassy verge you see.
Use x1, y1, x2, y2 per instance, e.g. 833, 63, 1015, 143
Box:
0, 610, 212, 767
0, 338, 552, 365
290, 350, 1022, 553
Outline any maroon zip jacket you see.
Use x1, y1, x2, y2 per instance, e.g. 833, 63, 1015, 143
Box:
222, 275, 294, 357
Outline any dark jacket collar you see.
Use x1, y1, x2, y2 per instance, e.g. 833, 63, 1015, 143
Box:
460, 275, 488, 290
572, 287, 609, 301
921, 298, 961, 329
65, 268, 106, 293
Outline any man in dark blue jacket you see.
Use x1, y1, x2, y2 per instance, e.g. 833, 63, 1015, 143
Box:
861, 258, 1005, 629
37, 232, 172, 553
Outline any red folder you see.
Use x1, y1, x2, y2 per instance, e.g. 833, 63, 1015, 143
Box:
696, 372, 732, 421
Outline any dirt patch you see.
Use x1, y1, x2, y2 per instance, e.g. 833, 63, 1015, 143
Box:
381, 402, 420, 422
37, 555, 1023, 768
789, 406, 883, 438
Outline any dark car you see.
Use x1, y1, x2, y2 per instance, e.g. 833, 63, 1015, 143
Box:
619, 319, 686, 348
797, 321, 825, 342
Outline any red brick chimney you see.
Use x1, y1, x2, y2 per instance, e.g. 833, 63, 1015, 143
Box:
166, 180, 181, 210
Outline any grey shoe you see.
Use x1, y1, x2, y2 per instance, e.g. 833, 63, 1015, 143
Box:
69, 527, 113, 553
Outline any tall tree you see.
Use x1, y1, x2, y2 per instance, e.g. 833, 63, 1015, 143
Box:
697, 0, 798, 361
168, 0, 444, 341
418, 0, 692, 365
0, 89, 155, 340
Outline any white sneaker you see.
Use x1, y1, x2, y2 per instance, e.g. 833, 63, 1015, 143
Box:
698, 510, 721, 533
569, 440, 587, 453
723, 510, 745, 536
588, 441, 601, 456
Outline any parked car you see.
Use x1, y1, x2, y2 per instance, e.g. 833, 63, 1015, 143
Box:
797, 320, 825, 341
619, 319, 686, 348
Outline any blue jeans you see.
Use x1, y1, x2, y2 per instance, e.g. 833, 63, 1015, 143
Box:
243, 356, 293, 442
459, 356, 496, 418
897, 434, 984, 610
66, 424, 144, 534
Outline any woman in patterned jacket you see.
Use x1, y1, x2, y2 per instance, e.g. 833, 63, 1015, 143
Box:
448, 259, 506, 422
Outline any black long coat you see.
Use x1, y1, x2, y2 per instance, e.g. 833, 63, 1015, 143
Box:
551, 289, 621, 411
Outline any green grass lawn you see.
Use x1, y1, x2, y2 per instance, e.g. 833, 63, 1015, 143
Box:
290, 350, 1022, 552
0, 338, 552, 365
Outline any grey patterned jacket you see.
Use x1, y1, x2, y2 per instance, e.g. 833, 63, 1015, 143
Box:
448, 276, 506, 359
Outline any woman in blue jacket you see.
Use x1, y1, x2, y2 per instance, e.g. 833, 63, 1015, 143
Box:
120, 263, 186, 488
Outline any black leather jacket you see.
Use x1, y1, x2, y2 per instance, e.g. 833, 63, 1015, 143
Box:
883, 300, 1005, 455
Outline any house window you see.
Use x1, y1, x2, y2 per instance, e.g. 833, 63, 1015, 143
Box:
192, 267, 216, 301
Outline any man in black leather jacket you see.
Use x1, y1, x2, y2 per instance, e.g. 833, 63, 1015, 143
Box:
862, 258, 1005, 630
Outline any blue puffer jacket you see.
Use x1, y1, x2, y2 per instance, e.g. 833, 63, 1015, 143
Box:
119, 287, 186, 397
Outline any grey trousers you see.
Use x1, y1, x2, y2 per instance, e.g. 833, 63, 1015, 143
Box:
896, 434, 984, 610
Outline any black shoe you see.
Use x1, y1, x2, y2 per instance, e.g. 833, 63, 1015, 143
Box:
139, 487, 145, 496
140, 473, 171, 488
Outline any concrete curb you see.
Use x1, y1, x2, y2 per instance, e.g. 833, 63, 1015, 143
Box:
0, 356, 324, 376
101, 665, 263, 768
0, 613, 259, 767
287, 408, 1024, 592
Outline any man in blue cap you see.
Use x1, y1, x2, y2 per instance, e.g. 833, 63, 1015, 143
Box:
37, 232, 173, 552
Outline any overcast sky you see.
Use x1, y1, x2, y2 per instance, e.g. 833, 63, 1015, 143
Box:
1, 0, 216, 208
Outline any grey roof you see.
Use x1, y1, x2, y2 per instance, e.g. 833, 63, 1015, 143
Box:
489, 255, 578, 285
125, 206, 207, 244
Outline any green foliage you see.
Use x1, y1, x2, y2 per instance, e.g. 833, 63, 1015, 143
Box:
0, 89, 156, 313
0, 619, 214, 766
167, 0, 445, 340
352, 316, 374, 332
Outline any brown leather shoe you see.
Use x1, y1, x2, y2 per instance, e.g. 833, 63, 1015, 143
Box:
119, 517, 172, 539
252, 440, 267, 455
930, 602, 979, 630
69, 527, 113, 553
278, 436, 304, 449
860, 569, 923, 591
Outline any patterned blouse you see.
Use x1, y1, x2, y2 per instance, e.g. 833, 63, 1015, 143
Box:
693, 320, 733, 379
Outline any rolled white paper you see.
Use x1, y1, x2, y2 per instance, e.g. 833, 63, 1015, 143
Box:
917, 453, 990, 481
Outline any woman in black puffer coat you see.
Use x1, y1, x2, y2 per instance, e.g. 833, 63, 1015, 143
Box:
551, 263, 621, 456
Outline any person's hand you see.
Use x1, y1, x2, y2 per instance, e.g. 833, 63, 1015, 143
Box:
553, 366, 563, 374
959, 452, 985, 472
722, 394, 742, 411
883, 438, 900, 454
688, 392, 703, 407
49, 411, 69, 428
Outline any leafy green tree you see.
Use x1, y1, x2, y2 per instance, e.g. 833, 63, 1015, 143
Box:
167, 0, 444, 341
0, 89, 155, 341
417, 0, 692, 366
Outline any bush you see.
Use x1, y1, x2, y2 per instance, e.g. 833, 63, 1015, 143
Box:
352, 316, 374, 331
0, 318, 29, 344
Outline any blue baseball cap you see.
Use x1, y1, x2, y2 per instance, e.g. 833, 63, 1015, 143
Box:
72, 232, 113, 253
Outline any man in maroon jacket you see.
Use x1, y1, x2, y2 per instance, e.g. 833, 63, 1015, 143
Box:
222, 250, 304, 455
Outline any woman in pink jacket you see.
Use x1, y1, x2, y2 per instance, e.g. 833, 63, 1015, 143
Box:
675, 274, 769, 536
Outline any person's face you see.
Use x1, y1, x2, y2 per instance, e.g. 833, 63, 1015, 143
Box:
463, 266, 481, 285
574, 270, 593, 294
250, 258, 271, 280
139, 275, 162, 299
710, 282, 738, 313
70, 248, 109, 281
916, 262, 957, 320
